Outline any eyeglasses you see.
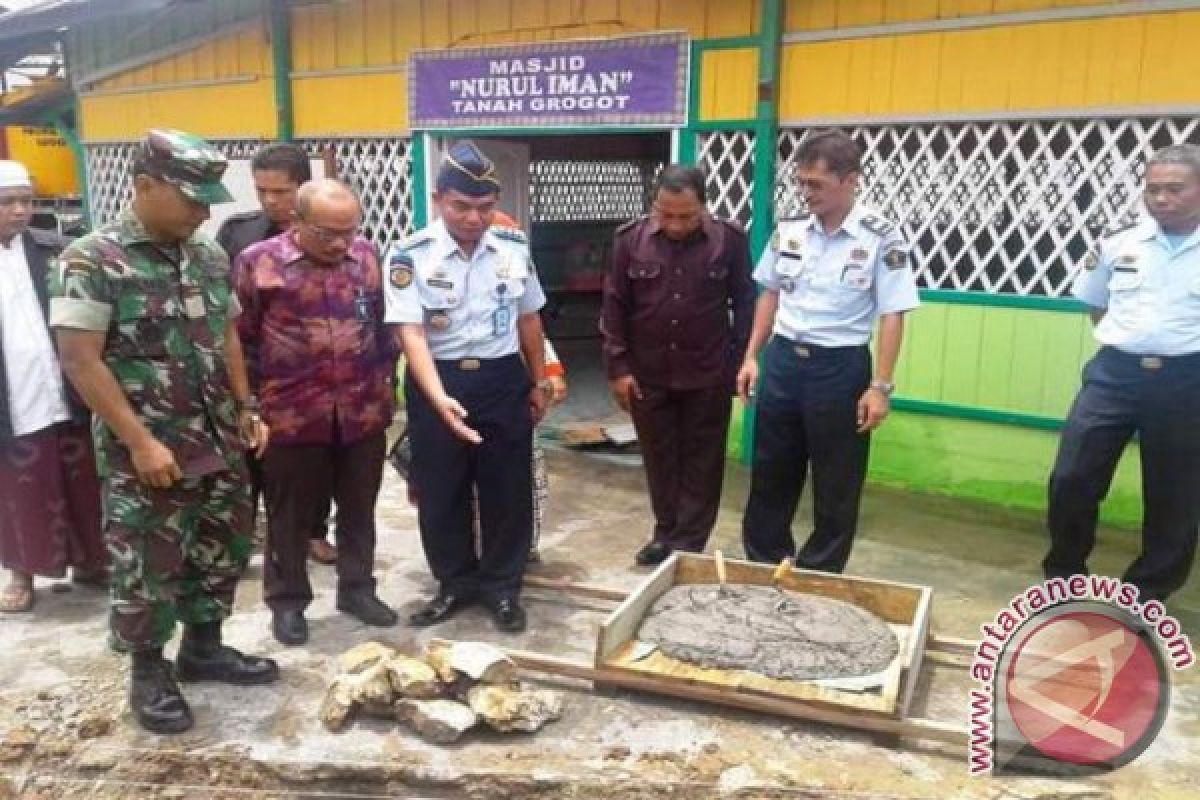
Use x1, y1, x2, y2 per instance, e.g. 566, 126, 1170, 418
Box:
302, 219, 359, 245
0, 194, 34, 208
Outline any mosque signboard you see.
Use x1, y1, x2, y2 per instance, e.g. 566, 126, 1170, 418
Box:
409, 32, 689, 129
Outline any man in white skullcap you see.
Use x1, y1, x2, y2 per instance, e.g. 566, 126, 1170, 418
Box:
0, 160, 106, 613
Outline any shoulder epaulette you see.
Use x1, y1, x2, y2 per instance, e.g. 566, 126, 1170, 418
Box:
490, 225, 527, 245
615, 214, 650, 236
26, 227, 69, 251
1101, 221, 1138, 239
223, 210, 263, 224
859, 213, 894, 237
715, 217, 748, 236
397, 232, 434, 252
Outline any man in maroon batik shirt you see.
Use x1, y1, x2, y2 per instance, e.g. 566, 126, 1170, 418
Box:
601, 165, 756, 567
235, 179, 398, 646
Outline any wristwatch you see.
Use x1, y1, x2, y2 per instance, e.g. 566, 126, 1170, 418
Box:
536, 379, 555, 397
869, 380, 895, 397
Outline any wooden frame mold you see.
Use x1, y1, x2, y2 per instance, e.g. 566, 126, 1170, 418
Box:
594, 553, 933, 720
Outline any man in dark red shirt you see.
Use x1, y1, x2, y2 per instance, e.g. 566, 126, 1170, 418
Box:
600, 165, 756, 566
235, 179, 398, 645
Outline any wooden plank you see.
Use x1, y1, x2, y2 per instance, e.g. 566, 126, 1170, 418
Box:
899, 587, 932, 718
523, 575, 629, 603
595, 554, 678, 668
506, 648, 967, 746
928, 633, 977, 655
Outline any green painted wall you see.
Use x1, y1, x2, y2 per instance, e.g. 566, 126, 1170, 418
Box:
895, 298, 1096, 418
869, 410, 1141, 528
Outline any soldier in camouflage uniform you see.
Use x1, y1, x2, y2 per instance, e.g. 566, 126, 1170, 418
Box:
49, 130, 279, 735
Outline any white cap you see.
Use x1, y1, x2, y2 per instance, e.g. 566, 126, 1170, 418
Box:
0, 161, 32, 190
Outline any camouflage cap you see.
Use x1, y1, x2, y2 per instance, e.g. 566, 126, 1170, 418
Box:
136, 129, 233, 205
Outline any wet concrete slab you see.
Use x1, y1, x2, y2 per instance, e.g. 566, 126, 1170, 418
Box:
1, 444, 1196, 799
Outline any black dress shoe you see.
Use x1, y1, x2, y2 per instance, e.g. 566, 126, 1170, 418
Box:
130, 650, 193, 735
337, 592, 399, 627
409, 592, 471, 627
488, 597, 527, 633
272, 609, 308, 646
635, 541, 672, 566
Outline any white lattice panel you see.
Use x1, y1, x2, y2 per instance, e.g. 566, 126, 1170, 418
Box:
85, 139, 264, 228
303, 137, 414, 252
530, 159, 660, 223
698, 130, 755, 229
84, 138, 414, 252
778, 117, 1200, 296
83, 142, 137, 228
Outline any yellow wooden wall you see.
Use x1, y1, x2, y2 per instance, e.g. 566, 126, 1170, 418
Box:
788, 0, 1128, 29
77, 0, 761, 140
293, 0, 760, 135
780, 7, 1200, 119
78, 0, 1189, 139
698, 48, 759, 121
80, 22, 276, 141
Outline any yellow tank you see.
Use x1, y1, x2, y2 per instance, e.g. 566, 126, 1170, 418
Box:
2, 125, 80, 198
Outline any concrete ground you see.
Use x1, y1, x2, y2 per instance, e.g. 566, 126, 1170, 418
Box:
1, 432, 1197, 799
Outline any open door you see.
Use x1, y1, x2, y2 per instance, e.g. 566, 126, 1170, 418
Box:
425, 136, 532, 228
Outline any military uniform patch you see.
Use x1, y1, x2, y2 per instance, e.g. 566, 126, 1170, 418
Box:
427, 310, 451, 330
780, 277, 796, 293
883, 248, 908, 270
850, 247, 869, 261
390, 266, 414, 288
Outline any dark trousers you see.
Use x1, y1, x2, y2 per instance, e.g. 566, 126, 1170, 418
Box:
629, 382, 732, 552
406, 355, 533, 601
261, 428, 385, 612
1045, 347, 1200, 602
247, 452, 330, 541
742, 336, 871, 572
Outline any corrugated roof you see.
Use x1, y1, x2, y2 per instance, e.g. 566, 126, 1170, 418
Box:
0, 0, 177, 42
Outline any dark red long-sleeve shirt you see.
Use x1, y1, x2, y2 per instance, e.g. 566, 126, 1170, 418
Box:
600, 214, 756, 390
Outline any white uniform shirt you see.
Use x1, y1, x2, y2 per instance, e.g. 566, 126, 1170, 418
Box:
753, 204, 920, 347
0, 235, 70, 436
1072, 218, 1200, 357
383, 218, 547, 360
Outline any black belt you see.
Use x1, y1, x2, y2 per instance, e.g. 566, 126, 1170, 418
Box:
1101, 347, 1200, 371
772, 335, 867, 359
434, 354, 521, 372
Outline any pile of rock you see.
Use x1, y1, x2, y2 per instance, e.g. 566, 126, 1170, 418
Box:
319, 640, 563, 744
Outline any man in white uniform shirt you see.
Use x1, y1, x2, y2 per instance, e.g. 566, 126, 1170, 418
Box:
1045, 144, 1200, 605
737, 131, 919, 574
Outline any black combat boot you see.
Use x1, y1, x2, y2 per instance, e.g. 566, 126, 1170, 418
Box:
175, 621, 280, 685
130, 648, 193, 734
